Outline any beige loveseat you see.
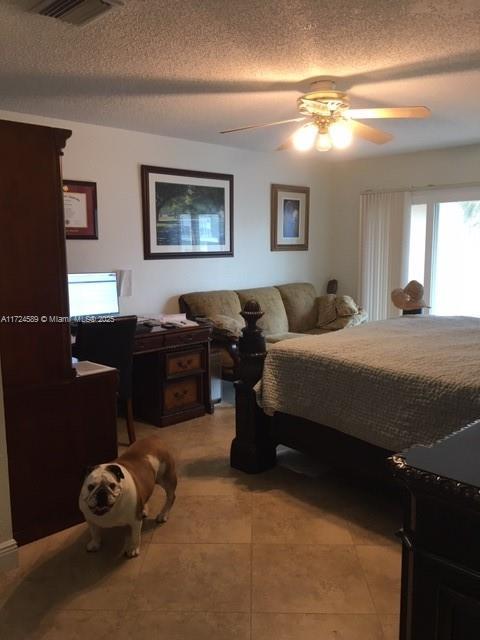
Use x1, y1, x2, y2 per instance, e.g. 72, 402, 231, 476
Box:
179, 282, 367, 379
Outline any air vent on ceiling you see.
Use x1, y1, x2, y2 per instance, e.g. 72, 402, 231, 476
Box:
32, 0, 125, 25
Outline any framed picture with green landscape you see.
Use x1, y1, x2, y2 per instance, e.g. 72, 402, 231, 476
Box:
141, 165, 234, 259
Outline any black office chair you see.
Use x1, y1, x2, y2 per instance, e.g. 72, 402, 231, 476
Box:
73, 315, 138, 444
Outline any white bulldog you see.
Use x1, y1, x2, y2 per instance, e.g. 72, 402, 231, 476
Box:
79, 435, 176, 558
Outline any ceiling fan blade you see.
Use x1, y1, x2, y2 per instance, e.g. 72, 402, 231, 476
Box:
350, 120, 393, 144
276, 138, 294, 151
345, 106, 431, 119
220, 117, 306, 134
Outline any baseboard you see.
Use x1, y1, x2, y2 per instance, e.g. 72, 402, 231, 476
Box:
0, 538, 18, 572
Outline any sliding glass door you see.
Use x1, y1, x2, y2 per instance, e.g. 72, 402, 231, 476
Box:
408, 188, 480, 317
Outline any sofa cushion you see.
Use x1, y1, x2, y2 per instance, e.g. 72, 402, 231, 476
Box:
316, 294, 337, 327
236, 286, 289, 335
276, 282, 318, 332
180, 290, 242, 322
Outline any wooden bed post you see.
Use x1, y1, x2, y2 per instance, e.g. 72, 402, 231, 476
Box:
230, 300, 277, 473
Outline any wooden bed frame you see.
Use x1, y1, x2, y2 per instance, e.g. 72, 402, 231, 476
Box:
230, 301, 394, 476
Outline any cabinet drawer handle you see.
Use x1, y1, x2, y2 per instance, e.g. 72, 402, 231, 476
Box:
173, 389, 188, 399
177, 358, 194, 369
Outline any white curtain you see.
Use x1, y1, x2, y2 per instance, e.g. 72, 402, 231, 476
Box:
358, 191, 412, 321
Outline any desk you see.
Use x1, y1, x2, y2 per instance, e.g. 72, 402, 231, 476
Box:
391, 420, 480, 639
132, 323, 213, 427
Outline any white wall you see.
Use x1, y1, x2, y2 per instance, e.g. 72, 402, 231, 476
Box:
4, 108, 479, 312
0, 358, 17, 572
330, 143, 480, 297
0, 110, 334, 315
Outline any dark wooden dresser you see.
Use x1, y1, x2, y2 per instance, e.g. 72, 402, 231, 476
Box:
0, 119, 118, 544
391, 420, 480, 640
132, 324, 213, 427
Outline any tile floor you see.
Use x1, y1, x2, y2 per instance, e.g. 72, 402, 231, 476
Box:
0, 402, 402, 639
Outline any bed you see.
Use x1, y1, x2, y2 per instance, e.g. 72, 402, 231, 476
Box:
230, 304, 480, 476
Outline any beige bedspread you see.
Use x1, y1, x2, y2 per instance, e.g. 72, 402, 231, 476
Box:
258, 316, 480, 451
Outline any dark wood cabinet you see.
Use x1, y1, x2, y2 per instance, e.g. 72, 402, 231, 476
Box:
0, 119, 118, 545
391, 420, 480, 640
132, 325, 212, 427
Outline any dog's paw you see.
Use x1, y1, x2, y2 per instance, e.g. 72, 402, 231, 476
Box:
86, 540, 101, 552
125, 547, 140, 558
142, 505, 149, 519
155, 513, 168, 524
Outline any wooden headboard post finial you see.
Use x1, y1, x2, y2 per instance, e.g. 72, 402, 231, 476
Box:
230, 300, 277, 473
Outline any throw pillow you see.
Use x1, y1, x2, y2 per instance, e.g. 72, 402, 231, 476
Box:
316, 294, 337, 327
324, 308, 368, 331
207, 313, 244, 338
336, 295, 359, 317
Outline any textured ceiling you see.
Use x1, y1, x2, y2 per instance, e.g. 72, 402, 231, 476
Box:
1, 0, 480, 157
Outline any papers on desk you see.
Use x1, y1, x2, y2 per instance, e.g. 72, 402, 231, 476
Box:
137, 313, 198, 328
73, 361, 116, 376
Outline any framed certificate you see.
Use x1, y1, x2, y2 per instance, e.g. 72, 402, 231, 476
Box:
63, 180, 98, 239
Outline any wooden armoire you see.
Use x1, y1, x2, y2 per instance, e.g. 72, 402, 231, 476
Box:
0, 119, 118, 545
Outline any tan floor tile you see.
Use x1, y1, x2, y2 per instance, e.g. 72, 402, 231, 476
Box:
117, 611, 250, 640
252, 544, 375, 614
379, 614, 400, 640
269, 470, 401, 548
245, 465, 324, 497
118, 412, 234, 455
356, 546, 401, 614
175, 456, 251, 496
3, 409, 404, 640
150, 494, 251, 543
0, 530, 61, 599
130, 543, 251, 611
346, 498, 401, 546
2, 528, 142, 613
0, 538, 49, 607
252, 612, 384, 639
252, 492, 353, 544
0, 609, 121, 640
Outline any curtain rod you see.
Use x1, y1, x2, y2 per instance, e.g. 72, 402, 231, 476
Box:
361, 181, 480, 195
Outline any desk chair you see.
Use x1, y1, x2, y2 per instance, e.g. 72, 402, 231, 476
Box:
73, 315, 138, 444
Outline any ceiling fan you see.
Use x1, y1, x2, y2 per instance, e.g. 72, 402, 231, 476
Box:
220, 79, 431, 152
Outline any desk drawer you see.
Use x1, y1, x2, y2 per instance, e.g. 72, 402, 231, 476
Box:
164, 377, 201, 412
166, 349, 202, 376
134, 333, 166, 353
164, 329, 210, 347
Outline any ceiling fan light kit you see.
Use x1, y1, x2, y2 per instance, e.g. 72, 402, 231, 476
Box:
220, 78, 431, 154
293, 117, 354, 152
292, 122, 318, 151
315, 129, 332, 152
328, 119, 354, 149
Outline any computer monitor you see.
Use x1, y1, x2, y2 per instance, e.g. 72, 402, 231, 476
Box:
68, 272, 119, 319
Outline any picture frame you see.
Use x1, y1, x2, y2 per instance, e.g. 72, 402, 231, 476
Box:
271, 183, 310, 251
141, 165, 234, 259
63, 180, 98, 240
